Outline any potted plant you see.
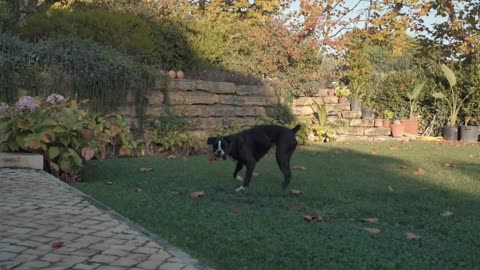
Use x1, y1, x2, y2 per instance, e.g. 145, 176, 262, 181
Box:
390, 119, 404, 138
382, 109, 394, 128
402, 82, 426, 136
335, 83, 350, 104
374, 110, 383, 127
348, 77, 366, 111
361, 91, 375, 120
459, 95, 479, 142
432, 64, 475, 141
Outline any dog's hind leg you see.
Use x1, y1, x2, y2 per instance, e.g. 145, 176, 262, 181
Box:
236, 162, 255, 192
233, 162, 244, 182
276, 145, 296, 190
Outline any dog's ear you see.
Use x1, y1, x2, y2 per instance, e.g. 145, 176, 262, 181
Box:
207, 137, 216, 145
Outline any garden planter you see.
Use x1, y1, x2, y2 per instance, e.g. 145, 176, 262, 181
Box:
402, 118, 419, 136
374, 119, 383, 127
390, 123, 404, 137
176, 70, 185, 79
168, 70, 176, 79
350, 100, 361, 111
459, 126, 479, 142
443, 126, 459, 141
383, 120, 391, 128
338, 98, 347, 104
361, 108, 374, 120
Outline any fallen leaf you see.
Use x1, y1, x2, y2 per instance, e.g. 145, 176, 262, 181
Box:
400, 165, 408, 170
303, 215, 326, 222
231, 209, 240, 214
105, 181, 113, 185
134, 188, 142, 192
81, 146, 95, 161
170, 191, 181, 196
191, 191, 205, 198
468, 154, 474, 158
312, 151, 322, 155
388, 185, 394, 192
290, 189, 303, 196
51, 241, 63, 248
405, 232, 421, 240
293, 165, 307, 171
362, 217, 379, 224
252, 172, 260, 176
208, 153, 217, 163
167, 154, 177, 159
138, 167, 153, 172
390, 145, 399, 151
443, 162, 456, 168
182, 156, 188, 161
363, 228, 381, 234
371, 151, 378, 155
440, 211, 454, 217
414, 168, 426, 175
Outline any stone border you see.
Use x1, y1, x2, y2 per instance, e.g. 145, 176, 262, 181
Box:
39, 170, 214, 270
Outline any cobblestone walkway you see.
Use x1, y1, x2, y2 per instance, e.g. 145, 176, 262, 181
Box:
0, 168, 211, 270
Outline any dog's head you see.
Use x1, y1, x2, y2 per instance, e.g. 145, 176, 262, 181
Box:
207, 136, 231, 160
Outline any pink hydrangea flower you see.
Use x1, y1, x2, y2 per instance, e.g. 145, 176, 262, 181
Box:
15, 96, 39, 112
46, 94, 65, 105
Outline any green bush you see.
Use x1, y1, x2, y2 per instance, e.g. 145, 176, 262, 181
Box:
0, 95, 139, 181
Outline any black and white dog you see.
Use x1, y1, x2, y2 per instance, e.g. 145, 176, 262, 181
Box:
207, 124, 301, 192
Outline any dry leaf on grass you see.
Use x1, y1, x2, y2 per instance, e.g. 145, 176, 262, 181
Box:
167, 154, 177, 159
105, 181, 113, 185
134, 188, 142, 192
362, 217, 379, 224
303, 215, 328, 222
440, 211, 454, 217
363, 228, 381, 234
293, 165, 307, 171
51, 241, 63, 248
231, 209, 241, 214
405, 232, 421, 240
191, 191, 205, 198
443, 162, 456, 168
290, 189, 303, 196
138, 167, 153, 172
170, 191, 181, 196
388, 185, 394, 192
414, 168, 426, 175
400, 165, 408, 170
252, 172, 260, 176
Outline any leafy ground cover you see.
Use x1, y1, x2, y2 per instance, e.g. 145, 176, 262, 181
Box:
75, 141, 480, 270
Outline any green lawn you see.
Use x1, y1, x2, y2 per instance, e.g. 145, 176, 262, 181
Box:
75, 141, 480, 270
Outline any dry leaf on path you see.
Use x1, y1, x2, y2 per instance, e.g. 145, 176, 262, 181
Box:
388, 185, 394, 192
138, 168, 153, 172
362, 217, 379, 224
293, 165, 307, 171
191, 191, 205, 198
405, 232, 421, 240
414, 168, 426, 175
443, 162, 456, 168
440, 211, 454, 217
51, 241, 63, 248
363, 228, 381, 234
290, 189, 303, 196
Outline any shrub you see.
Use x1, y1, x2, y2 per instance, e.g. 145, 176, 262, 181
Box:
0, 95, 139, 181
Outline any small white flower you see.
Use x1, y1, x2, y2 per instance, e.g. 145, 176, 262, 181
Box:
46, 94, 65, 105
307, 133, 316, 141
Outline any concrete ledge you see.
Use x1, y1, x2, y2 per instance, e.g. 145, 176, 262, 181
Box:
0, 152, 43, 170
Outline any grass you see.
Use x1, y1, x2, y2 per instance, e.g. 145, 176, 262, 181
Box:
75, 141, 480, 270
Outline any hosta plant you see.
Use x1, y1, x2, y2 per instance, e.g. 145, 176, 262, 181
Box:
0, 95, 139, 181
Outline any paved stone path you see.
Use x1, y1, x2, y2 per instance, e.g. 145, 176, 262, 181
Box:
0, 168, 211, 270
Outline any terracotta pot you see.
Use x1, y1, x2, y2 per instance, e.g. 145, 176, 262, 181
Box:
176, 70, 185, 79
390, 123, 404, 138
167, 70, 176, 79
402, 118, 419, 136
338, 97, 346, 104
327, 89, 336, 96
374, 118, 383, 128
383, 120, 391, 128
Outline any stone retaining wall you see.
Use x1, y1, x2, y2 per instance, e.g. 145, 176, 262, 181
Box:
120, 79, 392, 140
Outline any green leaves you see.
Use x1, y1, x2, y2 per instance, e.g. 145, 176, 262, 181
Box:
441, 64, 457, 88
407, 82, 426, 100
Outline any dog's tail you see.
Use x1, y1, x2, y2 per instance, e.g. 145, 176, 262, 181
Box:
291, 124, 301, 134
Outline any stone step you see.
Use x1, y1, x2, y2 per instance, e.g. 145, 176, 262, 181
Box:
0, 152, 43, 170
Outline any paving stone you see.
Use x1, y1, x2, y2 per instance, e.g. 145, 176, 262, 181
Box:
0, 244, 28, 253
16, 260, 51, 269
0, 251, 17, 261
159, 262, 186, 270
72, 263, 101, 270
90, 254, 119, 264
134, 247, 160, 254
96, 266, 127, 270
76, 235, 105, 244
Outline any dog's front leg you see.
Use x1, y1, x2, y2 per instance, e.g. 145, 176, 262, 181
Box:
236, 163, 255, 192
233, 162, 244, 182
